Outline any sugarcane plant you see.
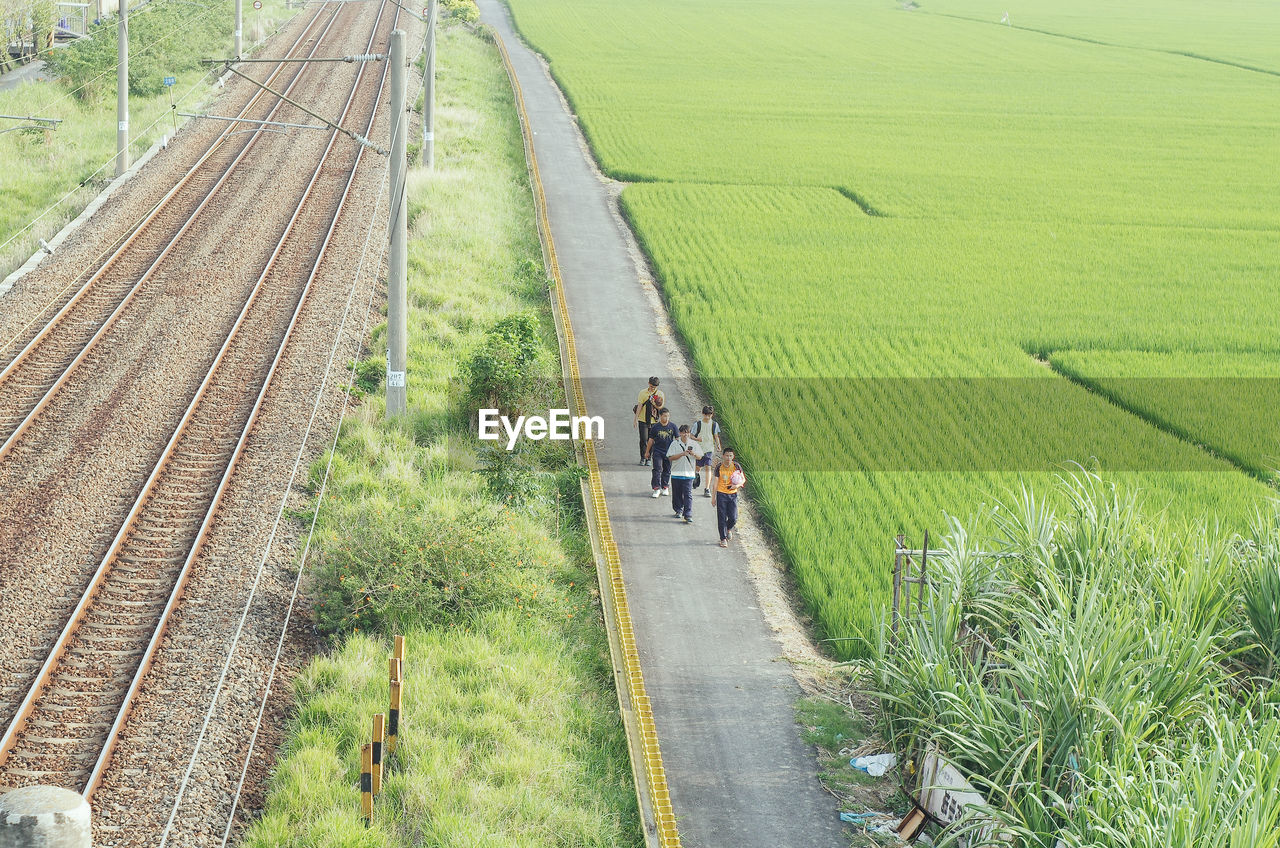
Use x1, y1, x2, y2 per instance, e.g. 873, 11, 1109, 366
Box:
871, 468, 1280, 848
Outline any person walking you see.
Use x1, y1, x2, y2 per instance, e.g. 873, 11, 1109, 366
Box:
644, 408, 679, 498
710, 447, 745, 547
633, 377, 664, 465
667, 425, 700, 523
692, 405, 722, 497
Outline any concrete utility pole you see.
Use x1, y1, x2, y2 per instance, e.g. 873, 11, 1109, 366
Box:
115, 0, 128, 176
386, 28, 408, 419
423, 0, 436, 169
234, 0, 243, 58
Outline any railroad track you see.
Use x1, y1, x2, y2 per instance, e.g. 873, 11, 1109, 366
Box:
0, 0, 398, 796
0, 0, 344, 463
0, 0, 349, 735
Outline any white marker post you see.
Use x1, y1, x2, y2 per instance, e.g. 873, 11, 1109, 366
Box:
163, 75, 176, 130
253, 0, 261, 45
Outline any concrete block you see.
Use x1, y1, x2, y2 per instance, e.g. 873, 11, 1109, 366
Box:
0, 786, 91, 848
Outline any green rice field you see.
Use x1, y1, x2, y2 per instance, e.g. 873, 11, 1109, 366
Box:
502, 0, 1280, 656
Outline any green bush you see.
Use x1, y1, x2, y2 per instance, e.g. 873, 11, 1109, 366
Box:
462, 312, 542, 413
310, 500, 544, 635
45, 0, 232, 100
475, 442, 545, 507
440, 0, 478, 25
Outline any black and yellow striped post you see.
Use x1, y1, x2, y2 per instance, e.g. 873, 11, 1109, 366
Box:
388, 656, 403, 756
371, 714, 386, 795
360, 743, 373, 824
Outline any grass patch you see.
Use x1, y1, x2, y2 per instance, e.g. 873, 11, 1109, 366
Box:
0, 0, 299, 278
795, 677, 911, 846
241, 18, 639, 845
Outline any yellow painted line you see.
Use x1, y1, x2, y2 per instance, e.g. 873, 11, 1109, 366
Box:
492, 30, 681, 848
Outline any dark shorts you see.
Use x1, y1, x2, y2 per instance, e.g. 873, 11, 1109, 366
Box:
696, 453, 713, 467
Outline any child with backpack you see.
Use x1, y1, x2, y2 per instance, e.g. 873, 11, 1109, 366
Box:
632, 377, 665, 465
692, 405, 722, 497
710, 448, 745, 547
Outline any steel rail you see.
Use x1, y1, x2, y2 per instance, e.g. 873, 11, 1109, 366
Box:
0, 1, 334, 385
0, 3, 390, 790
0, 5, 349, 466
85, 1, 394, 799
90, 0, 400, 801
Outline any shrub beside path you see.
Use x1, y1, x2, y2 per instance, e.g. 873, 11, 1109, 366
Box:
478, 1, 849, 845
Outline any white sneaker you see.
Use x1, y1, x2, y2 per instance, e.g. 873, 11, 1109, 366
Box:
651, 490, 660, 498
660, 488, 669, 496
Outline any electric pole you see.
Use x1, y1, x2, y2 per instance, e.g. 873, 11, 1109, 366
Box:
234, 0, 242, 58
115, 0, 128, 176
423, 0, 436, 169
386, 29, 408, 418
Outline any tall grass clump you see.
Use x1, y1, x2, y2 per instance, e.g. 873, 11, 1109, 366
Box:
871, 470, 1280, 847
242, 20, 638, 845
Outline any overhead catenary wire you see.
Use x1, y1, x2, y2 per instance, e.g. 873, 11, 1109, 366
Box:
217, 37, 428, 845
202, 52, 387, 62
0, 63, 217, 265
0, 1, 331, 271
214, 59, 386, 153
11, 0, 226, 119
156, 3, 410, 840
177, 110, 326, 130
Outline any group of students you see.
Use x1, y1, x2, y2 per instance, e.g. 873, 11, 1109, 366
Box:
633, 377, 745, 548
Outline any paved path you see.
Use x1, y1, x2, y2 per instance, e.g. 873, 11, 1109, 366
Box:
0, 60, 50, 93
479, 3, 849, 846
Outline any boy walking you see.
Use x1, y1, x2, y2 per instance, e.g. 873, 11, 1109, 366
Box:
692, 405, 722, 497
644, 408, 679, 497
710, 447, 745, 547
667, 425, 700, 522
633, 377, 664, 465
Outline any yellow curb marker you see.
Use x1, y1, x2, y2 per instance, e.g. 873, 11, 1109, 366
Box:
493, 30, 681, 848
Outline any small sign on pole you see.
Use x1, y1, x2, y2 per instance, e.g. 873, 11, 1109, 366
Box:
164, 76, 177, 130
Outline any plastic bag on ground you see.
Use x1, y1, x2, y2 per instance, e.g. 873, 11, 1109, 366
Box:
850, 752, 898, 777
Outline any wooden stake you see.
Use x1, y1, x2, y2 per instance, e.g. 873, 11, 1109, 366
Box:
360, 743, 373, 824
388, 657, 403, 755
393, 634, 405, 664
892, 534, 904, 641
372, 714, 386, 795
919, 529, 930, 618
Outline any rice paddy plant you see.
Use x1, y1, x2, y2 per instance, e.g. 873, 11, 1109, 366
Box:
871, 472, 1280, 847
1049, 350, 1280, 482
502, 0, 1280, 657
